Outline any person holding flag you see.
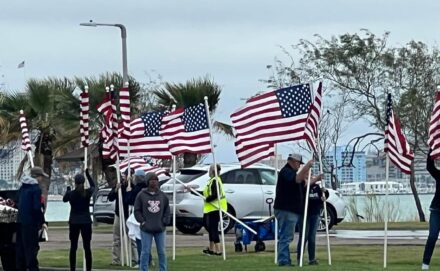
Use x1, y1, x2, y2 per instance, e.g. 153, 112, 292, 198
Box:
202, 164, 227, 256
273, 154, 320, 267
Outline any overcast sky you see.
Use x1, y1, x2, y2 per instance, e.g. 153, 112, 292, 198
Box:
1, 0, 439, 163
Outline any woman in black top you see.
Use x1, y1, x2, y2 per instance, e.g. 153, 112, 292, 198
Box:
422, 150, 440, 270
63, 168, 95, 271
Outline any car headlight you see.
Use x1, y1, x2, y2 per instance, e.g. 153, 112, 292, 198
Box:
334, 191, 342, 198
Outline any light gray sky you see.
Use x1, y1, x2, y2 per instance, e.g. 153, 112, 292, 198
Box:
1, 0, 439, 163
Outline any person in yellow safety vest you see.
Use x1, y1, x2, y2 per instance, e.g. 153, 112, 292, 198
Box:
202, 164, 227, 256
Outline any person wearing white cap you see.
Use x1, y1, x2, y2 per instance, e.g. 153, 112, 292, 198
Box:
16, 167, 47, 271
273, 154, 321, 267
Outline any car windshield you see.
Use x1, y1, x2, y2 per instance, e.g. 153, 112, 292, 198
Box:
176, 169, 207, 183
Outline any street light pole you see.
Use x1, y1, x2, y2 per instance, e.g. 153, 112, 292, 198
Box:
80, 21, 128, 83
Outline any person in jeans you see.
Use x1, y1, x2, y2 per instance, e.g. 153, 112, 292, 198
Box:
202, 164, 227, 256
126, 170, 154, 268
422, 149, 440, 270
63, 168, 95, 271
296, 183, 329, 265
273, 154, 319, 267
134, 173, 170, 271
16, 166, 46, 271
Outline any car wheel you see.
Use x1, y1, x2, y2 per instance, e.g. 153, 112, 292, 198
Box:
318, 205, 336, 231
176, 222, 202, 234
219, 204, 236, 233
203, 204, 236, 234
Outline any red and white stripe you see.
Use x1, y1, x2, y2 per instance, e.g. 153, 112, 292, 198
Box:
231, 85, 311, 167
80, 86, 89, 147
96, 86, 118, 160
119, 116, 172, 159
19, 110, 32, 152
118, 157, 168, 177
119, 85, 131, 139
384, 94, 414, 174
160, 105, 211, 155
303, 82, 322, 154
428, 89, 440, 159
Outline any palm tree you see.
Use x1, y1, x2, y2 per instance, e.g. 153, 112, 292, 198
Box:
0, 77, 79, 204
152, 76, 223, 167
0, 73, 143, 201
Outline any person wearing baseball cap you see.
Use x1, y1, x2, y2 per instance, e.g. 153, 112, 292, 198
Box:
16, 167, 46, 270
274, 153, 321, 267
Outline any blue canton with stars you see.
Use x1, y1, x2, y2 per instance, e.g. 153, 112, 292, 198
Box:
141, 111, 165, 137
182, 104, 209, 132
275, 84, 312, 118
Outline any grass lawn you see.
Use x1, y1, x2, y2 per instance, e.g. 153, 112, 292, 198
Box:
39, 244, 436, 270
334, 221, 428, 230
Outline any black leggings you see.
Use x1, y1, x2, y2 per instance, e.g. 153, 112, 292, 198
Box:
69, 223, 92, 271
206, 211, 220, 243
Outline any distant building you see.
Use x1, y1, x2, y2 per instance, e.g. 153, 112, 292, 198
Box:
260, 154, 285, 170
314, 145, 366, 185
0, 143, 26, 187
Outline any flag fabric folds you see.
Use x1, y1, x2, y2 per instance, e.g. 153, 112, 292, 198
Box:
231, 84, 312, 167
160, 103, 211, 155
80, 87, 89, 148
428, 90, 440, 159
303, 82, 323, 155
19, 110, 32, 152
119, 86, 131, 139
384, 94, 414, 174
96, 87, 118, 160
119, 111, 172, 159
118, 156, 168, 177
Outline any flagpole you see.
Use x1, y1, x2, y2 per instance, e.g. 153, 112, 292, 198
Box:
384, 154, 390, 268
111, 83, 128, 267
274, 144, 278, 265
123, 81, 133, 267
172, 154, 177, 260
317, 134, 331, 265
299, 169, 312, 267
169, 104, 177, 261
204, 96, 226, 260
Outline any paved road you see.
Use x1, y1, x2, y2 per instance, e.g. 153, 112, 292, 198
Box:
40, 228, 430, 252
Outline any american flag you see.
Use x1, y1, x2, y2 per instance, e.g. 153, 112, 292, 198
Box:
118, 156, 168, 177
160, 103, 211, 155
384, 94, 414, 174
303, 82, 322, 154
428, 89, 440, 159
80, 86, 89, 147
231, 84, 312, 167
19, 110, 32, 152
96, 86, 118, 160
119, 85, 131, 139
119, 111, 172, 159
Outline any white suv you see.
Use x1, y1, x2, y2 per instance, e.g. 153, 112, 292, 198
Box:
160, 163, 346, 234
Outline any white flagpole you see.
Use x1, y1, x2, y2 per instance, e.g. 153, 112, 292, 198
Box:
204, 96, 226, 260
83, 145, 87, 271
316, 135, 331, 265
172, 155, 177, 260
123, 81, 133, 267
170, 104, 177, 261
299, 169, 312, 267
111, 83, 128, 267
28, 151, 34, 168
274, 144, 278, 265
384, 154, 390, 268
172, 177, 257, 234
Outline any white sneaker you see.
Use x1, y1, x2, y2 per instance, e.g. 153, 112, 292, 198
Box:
422, 263, 430, 270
